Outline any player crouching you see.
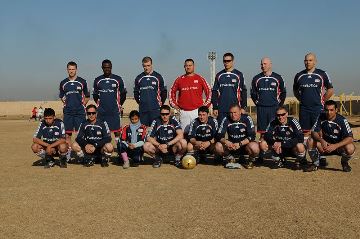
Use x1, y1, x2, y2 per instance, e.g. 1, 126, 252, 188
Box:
72, 104, 114, 167
31, 108, 68, 168
306, 100, 356, 172
186, 106, 218, 164
260, 106, 306, 169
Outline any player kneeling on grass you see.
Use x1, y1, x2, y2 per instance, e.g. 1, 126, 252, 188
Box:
31, 108, 68, 169
143, 105, 187, 168
215, 104, 259, 169
260, 106, 306, 169
118, 110, 147, 169
72, 104, 114, 167
187, 106, 218, 163
306, 100, 355, 172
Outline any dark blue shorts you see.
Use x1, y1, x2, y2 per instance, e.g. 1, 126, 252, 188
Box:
98, 113, 121, 132
256, 106, 278, 133
299, 106, 322, 132
63, 113, 86, 134
140, 109, 160, 127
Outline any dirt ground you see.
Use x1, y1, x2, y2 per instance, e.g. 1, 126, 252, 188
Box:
1, 120, 360, 239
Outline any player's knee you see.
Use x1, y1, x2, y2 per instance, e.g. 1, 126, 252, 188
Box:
215, 142, 224, 154
58, 143, 68, 154
71, 142, 81, 152
296, 143, 306, 153
248, 142, 260, 154
344, 143, 355, 155
259, 140, 268, 151
104, 143, 114, 153
31, 143, 39, 153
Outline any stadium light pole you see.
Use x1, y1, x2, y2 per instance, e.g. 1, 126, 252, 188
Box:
207, 51, 216, 88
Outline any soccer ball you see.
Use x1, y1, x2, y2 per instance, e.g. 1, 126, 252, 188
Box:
181, 155, 196, 169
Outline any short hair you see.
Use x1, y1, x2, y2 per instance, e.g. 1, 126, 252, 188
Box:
102, 59, 112, 66
142, 56, 152, 64
184, 58, 194, 64
276, 106, 288, 112
86, 104, 97, 111
229, 103, 241, 110
44, 108, 55, 117
129, 110, 140, 118
160, 105, 171, 112
223, 52, 234, 60
67, 61, 77, 68
198, 106, 209, 114
324, 100, 338, 109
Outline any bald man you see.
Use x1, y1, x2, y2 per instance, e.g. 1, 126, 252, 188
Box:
251, 57, 286, 135
293, 53, 334, 142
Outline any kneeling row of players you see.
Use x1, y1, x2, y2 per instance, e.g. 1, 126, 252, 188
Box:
31, 100, 355, 172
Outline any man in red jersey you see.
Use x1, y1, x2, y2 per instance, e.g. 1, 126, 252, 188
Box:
169, 59, 211, 133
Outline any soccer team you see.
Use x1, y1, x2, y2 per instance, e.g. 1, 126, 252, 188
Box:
31, 52, 356, 172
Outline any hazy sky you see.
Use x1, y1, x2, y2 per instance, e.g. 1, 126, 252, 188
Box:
0, 0, 359, 100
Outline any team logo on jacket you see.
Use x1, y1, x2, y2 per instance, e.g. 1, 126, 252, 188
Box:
106, 80, 109, 83
77, 86, 82, 90
307, 75, 312, 78
97, 131, 102, 135
232, 79, 236, 82
334, 129, 339, 134
71, 83, 74, 85
240, 128, 245, 132
112, 84, 117, 87
194, 80, 198, 83
315, 79, 320, 83
206, 129, 210, 133
271, 82, 277, 86
152, 81, 156, 85
55, 132, 59, 135
138, 129, 143, 132
167, 130, 172, 134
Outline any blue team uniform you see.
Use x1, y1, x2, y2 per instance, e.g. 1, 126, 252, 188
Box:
149, 117, 181, 144
293, 69, 333, 131
93, 74, 127, 132
75, 119, 112, 153
59, 77, 90, 133
133, 71, 167, 126
251, 72, 286, 133
312, 113, 353, 150
264, 116, 304, 156
188, 116, 218, 142
34, 119, 66, 144
217, 114, 256, 155
212, 69, 247, 122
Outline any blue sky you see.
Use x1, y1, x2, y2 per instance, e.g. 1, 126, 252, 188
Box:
0, 0, 359, 100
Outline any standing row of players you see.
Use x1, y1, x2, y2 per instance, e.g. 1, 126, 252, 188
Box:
31, 51, 354, 171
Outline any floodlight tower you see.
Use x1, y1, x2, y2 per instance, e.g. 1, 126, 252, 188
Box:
207, 51, 217, 88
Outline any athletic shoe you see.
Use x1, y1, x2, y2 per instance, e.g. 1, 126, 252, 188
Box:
294, 161, 301, 170
85, 156, 94, 167
304, 164, 318, 172
152, 156, 162, 168
342, 161, 352, 172
59, 157, 67, 168
123, 160, 130, 169
44, 160, 55, 169
101, 157, 109, 167
174, 159, 181, 168
245, 161, 254, 169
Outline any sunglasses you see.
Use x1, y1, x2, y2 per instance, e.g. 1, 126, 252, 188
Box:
276, 113, 287, 117
87, 112, 96, 115
223, 59, 232, 63
160, 112, 170, 116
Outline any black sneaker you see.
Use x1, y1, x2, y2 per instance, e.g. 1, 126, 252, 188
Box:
85, 156, 94, 167
304, 164, 318, 172
101, 157, 109, 167
342, 162, 352, 172
245, 161, 254, 169
152, 156, 162, 168
60, 157, 67, 168
44, 156, 55, 169
294, 161, 301, 170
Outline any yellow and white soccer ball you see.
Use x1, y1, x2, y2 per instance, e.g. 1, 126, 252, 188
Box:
181, 155, 197, 169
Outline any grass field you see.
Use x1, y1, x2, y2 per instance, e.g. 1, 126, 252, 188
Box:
0, 119, 360, 238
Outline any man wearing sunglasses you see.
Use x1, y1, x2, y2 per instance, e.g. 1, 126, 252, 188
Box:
186, 106, 218, 163
215, 104, 259, 169
93, 59, 127, 144
306, 100, 355, 172
143, 105, 187, 168
260, 106, 306, 169
212, 52, 247, 123
31, 108, 68, 169
72, 104, 114, 167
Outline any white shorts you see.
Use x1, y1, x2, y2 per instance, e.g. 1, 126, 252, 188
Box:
179, 109, 198, 133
